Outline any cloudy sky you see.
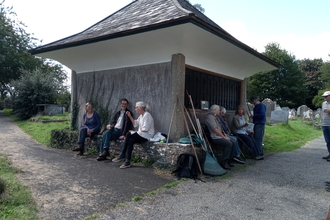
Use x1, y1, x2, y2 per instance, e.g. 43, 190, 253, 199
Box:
4, 0, 330, 62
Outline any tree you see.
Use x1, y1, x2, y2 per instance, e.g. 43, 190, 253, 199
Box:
297, 58, 324, 108
247, 43, 307, 108
320, 56, 330, 89
0, 1, 67, 97
0, 2, 37, 93
11, 68, 65, 120
185, 0, 205, 13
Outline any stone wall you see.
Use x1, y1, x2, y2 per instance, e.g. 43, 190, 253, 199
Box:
75, 62, 175, 138
108, 141, 203, 166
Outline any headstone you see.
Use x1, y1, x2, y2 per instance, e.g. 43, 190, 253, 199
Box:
298, 105, 309, 118
271, 110, 289, 124
288, 109, 296, 119
281, 107, 290, 111
262, 98, 275, 121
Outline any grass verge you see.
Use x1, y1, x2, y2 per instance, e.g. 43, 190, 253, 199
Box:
0, 154, 38, 220
264, 119, 322, 153
3, 109, 70, 146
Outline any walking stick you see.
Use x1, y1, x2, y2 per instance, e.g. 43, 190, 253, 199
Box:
178, 97, 204, 178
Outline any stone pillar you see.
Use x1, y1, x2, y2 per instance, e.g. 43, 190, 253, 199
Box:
70, 70, 78, 129
242, 78, 247, 105
170, 53, 186, 141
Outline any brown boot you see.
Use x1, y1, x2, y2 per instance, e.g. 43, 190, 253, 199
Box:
96, 148, 109, 161
75, 143, 84, 156
73, 143, 84, 151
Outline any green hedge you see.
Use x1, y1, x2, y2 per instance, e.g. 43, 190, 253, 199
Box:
50, 129, 79, 149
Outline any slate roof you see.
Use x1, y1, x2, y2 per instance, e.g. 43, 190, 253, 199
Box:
29, 0, 280, 67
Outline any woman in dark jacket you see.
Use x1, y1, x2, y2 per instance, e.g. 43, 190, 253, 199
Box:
73, 102, 101, 156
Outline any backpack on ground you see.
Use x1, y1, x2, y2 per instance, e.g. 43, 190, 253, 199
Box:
171, 153, 198, 180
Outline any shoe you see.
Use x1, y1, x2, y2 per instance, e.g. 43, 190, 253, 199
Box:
97, 149, 110, 161
76, 151, 84, 156
96, 156, 106, 161
220, 161, 231, 170
120, 162, 131, 169
73, 143, 84, 151
323, 154, 330, 159
255, 155, 264, 160
227, 161, 234, 167
112, 155, 125, 162
232, 156, 246, 164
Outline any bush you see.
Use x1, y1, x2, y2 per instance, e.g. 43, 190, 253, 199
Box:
50, 129, 79, 149
11, 68, 65, 120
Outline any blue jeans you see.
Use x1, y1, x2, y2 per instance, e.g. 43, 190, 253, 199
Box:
254, 123, 265, 155
227, 135, 241, 156
78, 128, 100, 144
322, 126, 330, 154
99, 128, 121, 154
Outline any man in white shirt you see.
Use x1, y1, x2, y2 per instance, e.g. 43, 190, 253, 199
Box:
321, 91, 330, 161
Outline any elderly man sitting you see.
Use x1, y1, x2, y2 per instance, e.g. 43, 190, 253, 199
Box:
205, 104, 235, 170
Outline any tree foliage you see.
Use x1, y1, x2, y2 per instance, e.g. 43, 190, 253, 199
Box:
185, 0, 205, 13
297, 58, 323, 107
247, 43, 306, 108
320, 58, 330, 89
0, 1, 68, 97
11, 68, 64, 120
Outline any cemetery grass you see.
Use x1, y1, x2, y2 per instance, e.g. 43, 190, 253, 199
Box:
0, 154, 38, 220
3, 109, 70, 146
264, 119, 323, 153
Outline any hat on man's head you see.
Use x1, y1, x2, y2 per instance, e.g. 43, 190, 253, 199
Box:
250, 96, 259, 102
322, 91, 330, 97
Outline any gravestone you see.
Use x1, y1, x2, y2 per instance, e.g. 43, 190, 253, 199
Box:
297, 105, 309, 118
262, 98, 275, 121
281, 107, 290, 111
288, 109, 296, 119
271, 110, 289, 124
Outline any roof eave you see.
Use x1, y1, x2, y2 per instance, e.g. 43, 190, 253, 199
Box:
29, 14, 281, 69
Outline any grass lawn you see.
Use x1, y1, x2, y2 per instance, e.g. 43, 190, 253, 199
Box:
264, 119, 323, 153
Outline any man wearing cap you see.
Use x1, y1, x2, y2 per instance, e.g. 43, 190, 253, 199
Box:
250, 96, 266, 157
321, 91, 330, 161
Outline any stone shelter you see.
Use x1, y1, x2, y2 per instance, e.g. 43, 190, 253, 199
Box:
30, 0, 280, 141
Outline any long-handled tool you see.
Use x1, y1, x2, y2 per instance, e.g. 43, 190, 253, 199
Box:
178, 97, 204, 178
185, 91, 226, 176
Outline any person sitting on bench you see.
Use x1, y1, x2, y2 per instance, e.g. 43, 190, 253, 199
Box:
218, 107, 245, 164
205, 104, 235, 170
73, 102, 101, 156
96, 98, 133, 161
112, 101, 155, 169
233, 105, 263, 160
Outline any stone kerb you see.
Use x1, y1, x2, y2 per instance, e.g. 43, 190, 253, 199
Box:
109, 141, 203, 165
271, 110, 289, 124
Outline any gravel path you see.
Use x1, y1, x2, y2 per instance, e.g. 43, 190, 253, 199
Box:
0, 111, 174, 220
100, 135, 330, 219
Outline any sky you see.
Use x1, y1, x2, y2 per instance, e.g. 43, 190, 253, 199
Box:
3, 0, 330, 63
